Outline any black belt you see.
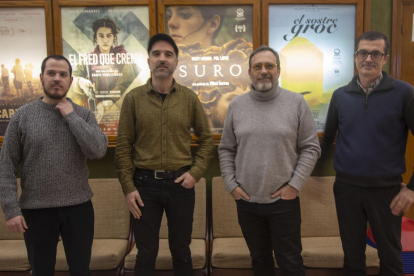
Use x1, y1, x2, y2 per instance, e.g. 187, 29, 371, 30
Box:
136, 166, 190, 179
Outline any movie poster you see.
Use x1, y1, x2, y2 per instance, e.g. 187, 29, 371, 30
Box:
61, 6, 150, 135
165, 5, 254, 133
0, 8, 47, 136
269, 4, 356, 132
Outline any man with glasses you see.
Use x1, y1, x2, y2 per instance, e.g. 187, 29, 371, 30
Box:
218, 45, 320, 276
319, 30, 414, 275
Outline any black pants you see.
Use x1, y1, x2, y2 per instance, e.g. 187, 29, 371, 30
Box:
21, 200, 94, 276
133, 170, 195, 276
334, 181, 404, 276
236, 198, 305, 276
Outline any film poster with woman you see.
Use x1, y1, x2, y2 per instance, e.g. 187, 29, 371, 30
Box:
165, 5, 254, 133
0, 8, 47, 136
61, 6, 150, 135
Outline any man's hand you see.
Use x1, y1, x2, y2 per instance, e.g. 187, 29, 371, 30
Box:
230, 186, 250, 201
390, 183, 414, 216
55, 98, 74, 117
271, 184, 299, 200
125, 190, 144, 219
78, 78, 94, 96
175, 172, 196, 189
6, 215, 28, 233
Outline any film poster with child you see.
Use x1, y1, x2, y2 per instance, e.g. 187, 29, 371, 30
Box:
61, 6, 150, 135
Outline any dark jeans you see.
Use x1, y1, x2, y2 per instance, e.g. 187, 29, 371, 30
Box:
21, 200, 94, 276
133, 170, 195, 276
334, 181, 404, 276
236, 198, 305, 276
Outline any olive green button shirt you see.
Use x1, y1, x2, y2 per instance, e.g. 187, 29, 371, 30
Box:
115, 79, 214, 195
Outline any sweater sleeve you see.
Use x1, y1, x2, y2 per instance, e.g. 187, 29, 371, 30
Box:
0, 113, 22, 220
188, 96, 214, 182
63, 110, 108, 159
288, 97, 321, 191
218, 102, 239, 194
403, 86, 414, 190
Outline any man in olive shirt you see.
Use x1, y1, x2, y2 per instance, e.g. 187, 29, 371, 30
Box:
115, 33, 214, 276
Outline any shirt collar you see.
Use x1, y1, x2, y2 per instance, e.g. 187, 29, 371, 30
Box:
357, 73, 383, 94
146, 78, 177, 94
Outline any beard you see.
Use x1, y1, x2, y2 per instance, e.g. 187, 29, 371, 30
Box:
152, 62, 175, 79
254, 81, 273, 92
43, 85, 68, 100
251, 73, 277, 92
44, 88, 67, 100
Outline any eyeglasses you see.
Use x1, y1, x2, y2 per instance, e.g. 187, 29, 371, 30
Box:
251, 63, 278, 72
355, 50, 385, 61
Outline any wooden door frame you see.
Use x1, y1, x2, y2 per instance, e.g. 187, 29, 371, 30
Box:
391, 0, 414, 78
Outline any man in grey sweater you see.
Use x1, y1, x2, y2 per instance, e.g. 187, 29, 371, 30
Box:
218, 46, 320, 276
0, 55, 108, 276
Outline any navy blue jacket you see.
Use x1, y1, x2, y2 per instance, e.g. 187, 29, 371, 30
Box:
320, 71, 414, 189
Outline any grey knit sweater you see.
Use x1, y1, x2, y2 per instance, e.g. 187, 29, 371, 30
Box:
218, 84, 321, 203
0, 98, 108, 220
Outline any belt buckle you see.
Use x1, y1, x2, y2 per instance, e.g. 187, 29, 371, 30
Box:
154, 170, 165, 179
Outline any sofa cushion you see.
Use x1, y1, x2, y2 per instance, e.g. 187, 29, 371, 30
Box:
0, 240, 30, 271
89, 179, 130, 240
211, 237, 253, 269
212, 237, 380, 269
55, 239, 128, 271
159, 179, 206, 239
124, 239, 206, 270
302, 236, 379, 268
300, 176, 340, 237
0, 179, 130, 240
211, 237, 281, 269
212, 177, 243, 238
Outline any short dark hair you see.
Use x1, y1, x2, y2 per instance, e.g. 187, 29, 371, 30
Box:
249, 45, 280, 69
148, 33, 179, 57
355, 30, 390, 55
92, 17, 120, 47
41, 55, 72, 77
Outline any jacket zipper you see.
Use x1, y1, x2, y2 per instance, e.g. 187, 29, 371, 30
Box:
349, 88, 373, 110
364, 93, 368, 110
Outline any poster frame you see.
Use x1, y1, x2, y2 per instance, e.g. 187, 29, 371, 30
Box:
262, 0, 367, 139
157, 0, 260, 144
52, 0, 157, 147
0, 0, 53, 146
